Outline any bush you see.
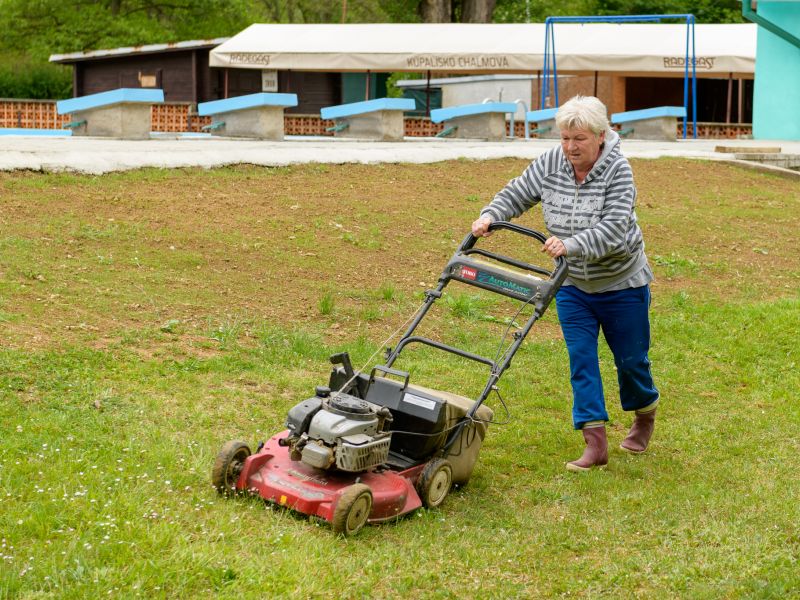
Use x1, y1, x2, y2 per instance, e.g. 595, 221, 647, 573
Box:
0, 62, 72, 100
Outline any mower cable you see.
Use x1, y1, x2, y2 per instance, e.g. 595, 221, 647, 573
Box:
330, 294, 520, 431
389, 420, 471, 438
493, 294, 536, 366
333, 300, 427, 396
473, 386, 512, 426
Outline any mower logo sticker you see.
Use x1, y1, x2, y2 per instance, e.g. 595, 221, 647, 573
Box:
403, 393, 437, 411
476, 272, 532, 296
288, 469, 328, 486
460, 266, 477, 280
266, 473, 326, 500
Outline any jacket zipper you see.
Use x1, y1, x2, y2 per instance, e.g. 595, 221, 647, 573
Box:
570, 182, 589, 280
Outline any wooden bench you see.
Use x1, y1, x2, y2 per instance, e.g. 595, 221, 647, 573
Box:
524, 108, 559, 139
430, 102, 517, 141
320, 98, 415, 141
56, 88, 165, 139
197, 92, 299, 140
611, 106, 687, 141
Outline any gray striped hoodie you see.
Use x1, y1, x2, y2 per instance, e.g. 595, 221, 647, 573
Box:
480, 129, 651, 293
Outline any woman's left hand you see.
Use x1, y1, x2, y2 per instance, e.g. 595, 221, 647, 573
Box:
542, 236, 566, 258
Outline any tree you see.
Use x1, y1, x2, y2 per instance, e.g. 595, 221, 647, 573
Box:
0, 0, 257, 59
419, 0, 451, 22
493, 0, 744, 24
416, 0, 497, 23
462, 0, 497, 23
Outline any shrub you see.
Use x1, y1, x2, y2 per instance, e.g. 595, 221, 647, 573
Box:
0, 62, 72, 100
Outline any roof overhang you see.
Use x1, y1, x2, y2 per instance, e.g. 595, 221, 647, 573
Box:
50, 38, 229, 64
208, 23, 755, 77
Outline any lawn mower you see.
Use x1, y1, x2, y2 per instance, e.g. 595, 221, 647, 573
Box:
212, 221, 567, 535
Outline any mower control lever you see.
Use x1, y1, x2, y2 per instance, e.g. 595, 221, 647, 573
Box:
462, 220, 567, 282
329, 352, 356, 379
369, 365, 410, 390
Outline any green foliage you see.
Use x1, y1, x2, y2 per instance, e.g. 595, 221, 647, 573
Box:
318, 292, 335, 315
379, 282, 396, 301
494, 0, 744, 23
444, 292, 493, 320
0, 0, 256, 60
0, 60, 72, 100
592, 0, 744, 23
653, 252, 699, 277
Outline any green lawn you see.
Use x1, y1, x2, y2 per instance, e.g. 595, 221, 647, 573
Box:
1, 160, 799, 599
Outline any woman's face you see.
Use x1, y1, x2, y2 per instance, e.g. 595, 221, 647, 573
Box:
560, 127, 605, 172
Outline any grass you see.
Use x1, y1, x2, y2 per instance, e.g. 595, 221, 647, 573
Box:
1, 159, 799, 598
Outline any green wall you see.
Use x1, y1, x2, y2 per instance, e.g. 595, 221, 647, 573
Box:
753, 1, 800, 140
341, 73, 389, 103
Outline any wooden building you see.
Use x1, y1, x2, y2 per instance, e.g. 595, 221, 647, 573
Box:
50, 39, 227, 105
49, 39, 355, 115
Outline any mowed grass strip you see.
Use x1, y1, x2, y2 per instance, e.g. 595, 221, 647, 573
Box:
1, 160, 799, 598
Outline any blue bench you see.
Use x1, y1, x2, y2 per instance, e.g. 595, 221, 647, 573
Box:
524, 108, 559, 139
56, 88, 164, 139
430, 102, 517, 141
320, 98, 415, 141
0, 128, 72, 137
611, 106, 687, 141
197, 92, 298, 140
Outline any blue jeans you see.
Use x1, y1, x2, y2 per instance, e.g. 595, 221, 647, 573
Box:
555, 285, 659, 430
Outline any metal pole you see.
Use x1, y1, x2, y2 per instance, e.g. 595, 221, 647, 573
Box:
683, 19, 689, 138
425, 70, 431, 116
541, 19, 550, 108
551, 22, 559, 107
691, 15, 697, 138
726, 73, 733, 124
738, 78, 744, 124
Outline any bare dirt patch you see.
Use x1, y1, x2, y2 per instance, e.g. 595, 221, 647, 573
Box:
1, 159, 798, 353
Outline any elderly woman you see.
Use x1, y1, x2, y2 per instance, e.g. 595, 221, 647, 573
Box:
472, 95, 659, 472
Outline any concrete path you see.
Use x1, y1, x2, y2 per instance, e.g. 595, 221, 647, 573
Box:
2, 134, 800, 175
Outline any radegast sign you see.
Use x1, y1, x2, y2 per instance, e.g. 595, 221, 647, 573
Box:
407, 55, 511, 69
230, 53, 272, 65
663, 56, 716, 70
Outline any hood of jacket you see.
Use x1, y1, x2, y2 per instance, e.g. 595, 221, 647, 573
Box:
559, 127, 621, 183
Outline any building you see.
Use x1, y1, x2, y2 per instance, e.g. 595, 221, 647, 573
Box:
50, 23, 757, 128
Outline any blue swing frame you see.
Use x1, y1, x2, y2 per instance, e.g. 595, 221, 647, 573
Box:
541, 14, 697, 139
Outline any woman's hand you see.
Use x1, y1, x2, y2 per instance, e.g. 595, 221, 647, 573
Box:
472, 216, 494, 237
542, 236, 566, 258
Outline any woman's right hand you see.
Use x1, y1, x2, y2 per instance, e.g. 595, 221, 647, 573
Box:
471, 216, 494, 237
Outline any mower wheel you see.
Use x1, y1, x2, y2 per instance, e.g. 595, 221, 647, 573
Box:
211, 440, 251, 496
331, 484, 373, 536
417, 458, 453, 509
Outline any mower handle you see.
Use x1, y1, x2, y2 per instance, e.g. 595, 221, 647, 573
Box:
461, 220, 567, 281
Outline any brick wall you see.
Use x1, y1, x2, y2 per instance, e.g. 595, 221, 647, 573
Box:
0, 99, 753, 139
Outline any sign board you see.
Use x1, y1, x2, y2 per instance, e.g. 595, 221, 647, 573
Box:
261, 70, 278, 92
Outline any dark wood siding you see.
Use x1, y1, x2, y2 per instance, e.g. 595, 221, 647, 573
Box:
75, 51, 200, 102
212, 69, 342, 113
280, 71, 341, 114
624, 76, 753, 123
69, 50, 342, 112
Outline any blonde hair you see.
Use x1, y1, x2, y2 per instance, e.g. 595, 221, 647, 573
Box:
555, 95, 612, 136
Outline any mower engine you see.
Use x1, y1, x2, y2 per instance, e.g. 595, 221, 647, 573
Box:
282, 388, 393, 473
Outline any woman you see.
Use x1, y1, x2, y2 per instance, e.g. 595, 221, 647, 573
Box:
472, 95, 659, 472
